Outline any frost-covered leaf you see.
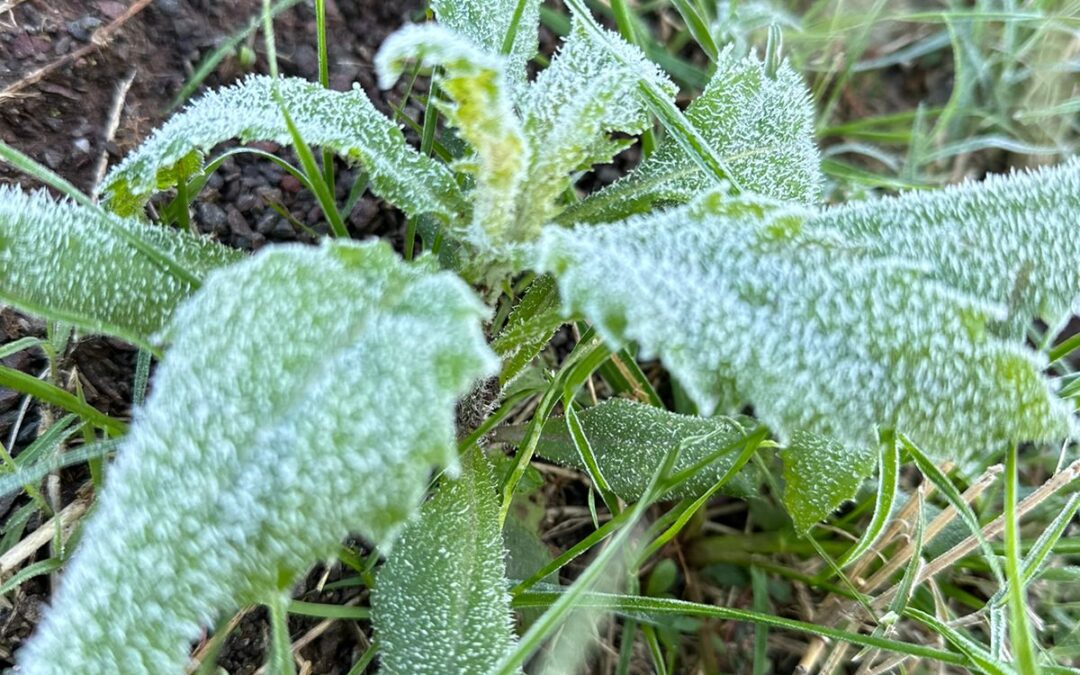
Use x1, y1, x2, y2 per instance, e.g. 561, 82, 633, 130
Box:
534, 399, 757, 500
564, 46, 822, 224
518, 16, 677, 235
103, 75, 465, 222
537, 190, 1074, 460
492, 275, 563, 386
0, 187, 240, 349
825, 158, 1080, 338
19, 240, 498, 674
430, 0, 541, 89
373, 448, 518, 675
377, 24, 529, 250
780, 431, 877, 533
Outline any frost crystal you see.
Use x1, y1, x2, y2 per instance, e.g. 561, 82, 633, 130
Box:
373, 448, 519, 674
535, 399, 757, 500
564, 46, 822, 224
0, 187, 240, 348
376, 14, 676, 252
429, 0, 541, 90
824, 158, 1080, 337
102, 75, 465, 222
538, 189, 1073, 460
19, 240, 498, 674
781, 431, 877, 533
376, 24, 530, 249
516, 16, 678, 235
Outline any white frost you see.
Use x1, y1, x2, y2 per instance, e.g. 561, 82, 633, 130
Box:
19, 240, 498, 674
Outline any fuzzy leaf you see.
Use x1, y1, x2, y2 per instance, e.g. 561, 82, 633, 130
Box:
826, 158, 1080, 337
377, 25, 529, 249
537, 190, 1074, 461
534, 399, 757, 500
19, 240, 498, 673
102, 75, 465, 222
780, 431, 877, 533
518, 16, 678, 235
564, 46, 822, 224
0, 187, 240, 349
430, 0, 541, 89
373, 448, 518, 675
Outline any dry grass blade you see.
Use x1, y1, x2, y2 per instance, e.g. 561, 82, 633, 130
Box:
0, 496, 88, 575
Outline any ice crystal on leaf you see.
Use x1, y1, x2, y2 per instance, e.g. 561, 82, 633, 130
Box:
535, 399, 758, 501
0, 187, 240, 349
102, 75, 465, 222
824, 158, 1080, 338
376, 24, 530, 249
373, 448, 519, 675
429, 0, 541, 91
19, 240, 498, 674
563, 46, 822, 224
537, 189, 1074, 460
515, 16, 678, 235
376, 14, 675, 253
781, 431, 877, 533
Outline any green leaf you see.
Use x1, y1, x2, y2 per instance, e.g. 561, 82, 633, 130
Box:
373, 448, 518, 674
102, 75, 465, 222
19, 240, 498, 673
377, 24, 530, 249
828, 157, 1080, 337
430, 0, 541, 89
534, 398, 757, 500
780, 431, 877, 534
0, 187, 240, 350
517, 14, 678, 235
564, 45, 823, 224
537, 189, 1073, 461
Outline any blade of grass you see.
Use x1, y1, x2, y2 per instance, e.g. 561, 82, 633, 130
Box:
0, 557, 62, 598
1004, 443, 1040, 674
170, 0, 301, 110
902, 433, 1006, 586
0, 337, 44, 361
513, 592, 973, 667
495, 440, 684, 674
836, 429, 899, 568
0, 439, 117, 500
0, 366, 125, 436
287, 600, 370, 621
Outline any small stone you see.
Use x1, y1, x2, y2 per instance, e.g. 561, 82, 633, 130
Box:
254, 186, 282, 205
67, 17, 102, 42
196, 202, 228, 235
95, 1, 127, 19
280, 174, 302, 193
255, 211, 278, 235
236, 193, 258, 212
73, 137, 91, 154
271, 219, 296, 240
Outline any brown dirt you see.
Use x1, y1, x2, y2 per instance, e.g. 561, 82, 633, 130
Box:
0, 0, 421, 671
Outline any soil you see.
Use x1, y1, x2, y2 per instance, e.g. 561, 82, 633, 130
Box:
0, 0, 422, 671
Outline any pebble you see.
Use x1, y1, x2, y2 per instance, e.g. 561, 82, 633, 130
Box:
235, 193, 258, 212
67, 17, 102, 42
196, 203, 228, 235
280, 174, 303, 193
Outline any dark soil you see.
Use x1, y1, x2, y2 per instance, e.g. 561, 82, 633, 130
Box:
0, 0, 422, 671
